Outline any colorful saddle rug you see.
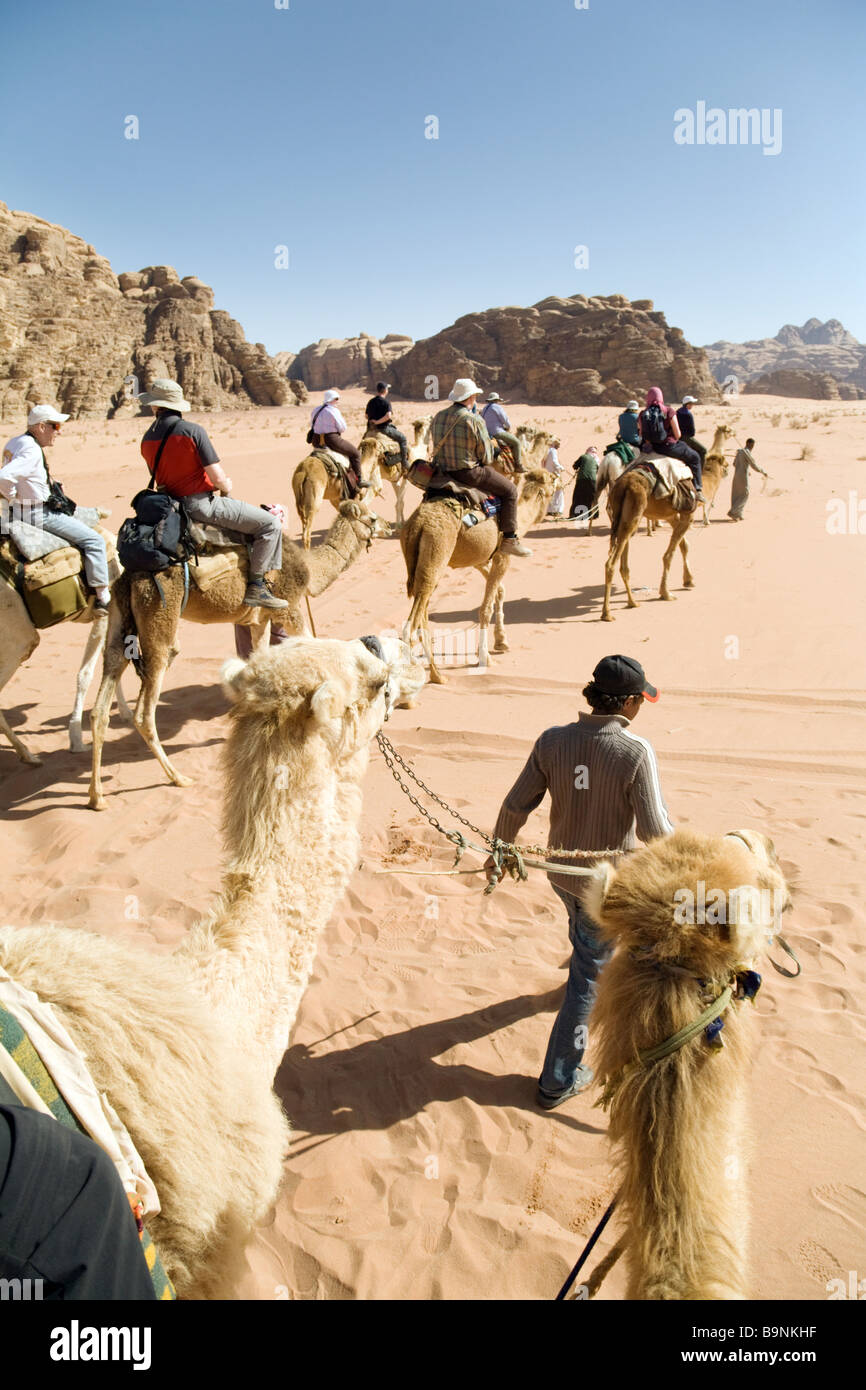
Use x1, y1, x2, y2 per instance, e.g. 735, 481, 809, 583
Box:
0, 1002, 175, 1300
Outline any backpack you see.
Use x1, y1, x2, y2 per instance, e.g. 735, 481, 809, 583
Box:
642, 404, 669, 447
116, 421, 197, 573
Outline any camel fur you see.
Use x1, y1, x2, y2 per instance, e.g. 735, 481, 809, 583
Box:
600, 426, 731, 622
362, 415, 432, 531
0, 634, 425, 1298
400, 468, 557, 684
88, 500, 388, 809
292, 435, 385, 548
583, 827, 790, 1300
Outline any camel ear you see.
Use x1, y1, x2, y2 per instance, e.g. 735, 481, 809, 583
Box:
309, 679, 345, 726
221, 658, 250, 703
582, 860, 616, 927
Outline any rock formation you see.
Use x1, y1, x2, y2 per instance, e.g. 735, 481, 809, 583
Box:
0, 203, 295, 419
743, 369, 866, 400
704, 319, 866, 396
282, 333, 414, 392
389, 295, 719, 405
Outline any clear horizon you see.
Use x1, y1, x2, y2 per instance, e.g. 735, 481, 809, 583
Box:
0, 0, 861, 356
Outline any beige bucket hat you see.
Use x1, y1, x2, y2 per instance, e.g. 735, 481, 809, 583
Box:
137, 379, 191, 411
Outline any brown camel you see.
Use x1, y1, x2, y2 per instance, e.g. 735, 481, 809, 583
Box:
515, 423, 555, 469
361, 416, 432, 530
600, 426, 731, 622
292, 436, 385, 548
88, 501, 386, 809
584, 827, 790, 1299
401, 469, 557, 684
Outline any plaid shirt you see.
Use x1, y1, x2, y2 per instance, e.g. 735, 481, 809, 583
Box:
430, 403, 492, 473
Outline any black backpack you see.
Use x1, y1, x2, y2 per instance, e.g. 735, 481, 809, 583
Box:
642, 404, 668, 447
117, 420, 197, 573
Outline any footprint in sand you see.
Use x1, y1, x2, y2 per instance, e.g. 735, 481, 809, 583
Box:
796, 1237, 844, 1287
824, 901, 855, 926
812, 1183, 866, 1233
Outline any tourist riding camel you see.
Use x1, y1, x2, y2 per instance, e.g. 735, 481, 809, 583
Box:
430, 379, 530, 559
639, 386, 703, 500
309, 389, 367, 498
365, 381, 408, 469
728, 437, 767, 521
0, 405, 111, 609
138, 379, 288, 611
487, 655, 673, 1109
617, 400, 642, 449
481, 392, 524, 472
675, 394, 706, 465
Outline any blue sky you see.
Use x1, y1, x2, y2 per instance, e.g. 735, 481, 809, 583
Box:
1, 0, 861, 355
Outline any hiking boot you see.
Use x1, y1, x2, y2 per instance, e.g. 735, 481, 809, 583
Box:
244, 580, 289, 610
93, 598, 110, 613
536, 1067, 594, 1110
500, 535, 532, 558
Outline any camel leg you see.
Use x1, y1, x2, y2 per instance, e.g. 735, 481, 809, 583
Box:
88, 608, 129, 810
680, 530, 695, 589
69, 611, 108, 753
394, 479, 406, 531
659, 516, 691, 600
114, 678, 134, 726
0, 598, 42, 765
133, 649, 194, 789
490, 559, 509, 654
477, 560, 506, 669
620, 538, 638, 608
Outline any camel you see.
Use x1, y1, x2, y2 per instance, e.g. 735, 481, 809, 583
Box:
600, 428, 731, 622
292, 435, 385, 548
515, 423, 555, 469
361, 415, 432, 531
583, 827, 790, 1299
595, 451, 655, 537
401, 468, 558, 684
0, 634, 425, 1298
0, 526, 132, 767
88, 500, 387, 810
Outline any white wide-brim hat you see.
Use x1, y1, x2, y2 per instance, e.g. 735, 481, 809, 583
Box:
626, 400, 639, 411
137, 379, 191, 412
682, 395, 698, 405
323, 389, 341, 404
448, 378, 482, 402
28, 403, 70, 426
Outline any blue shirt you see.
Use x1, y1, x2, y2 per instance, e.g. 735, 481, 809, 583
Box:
617, 411, 641, 446
482, 402, 510, 434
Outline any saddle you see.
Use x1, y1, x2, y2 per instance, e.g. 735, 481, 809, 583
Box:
362, 427, 401, 462
626, 457, 698, 513
310, 446, 354, 499
0, 529, 120, 628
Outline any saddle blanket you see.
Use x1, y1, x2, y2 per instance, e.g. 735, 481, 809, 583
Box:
0, 501, 106, 562
188, 545, 247, 592
0, 529, 120, 593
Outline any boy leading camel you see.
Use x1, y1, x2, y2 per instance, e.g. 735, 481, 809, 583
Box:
487, 656, 673, 1108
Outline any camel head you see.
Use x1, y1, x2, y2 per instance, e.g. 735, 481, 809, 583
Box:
337, 498, 392, 542
221, 634, 424, 761
412, 415, 432, 444
583, 828, 791, 982
521, 468, 559, 506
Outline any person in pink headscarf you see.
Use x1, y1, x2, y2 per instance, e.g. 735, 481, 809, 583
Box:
638, 387, 703, 498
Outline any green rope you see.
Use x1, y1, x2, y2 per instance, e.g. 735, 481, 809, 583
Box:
599, 984, 734, 1110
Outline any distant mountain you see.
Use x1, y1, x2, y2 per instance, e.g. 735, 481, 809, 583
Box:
704, 319, 866, 397
279, 334, 413, 392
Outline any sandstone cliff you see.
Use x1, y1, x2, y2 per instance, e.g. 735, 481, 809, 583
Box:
743, 369, 866, 400
704, 319, 866, 395
0, 203, 297, 419
388, 295, 719, 406
281, 333, 414, 392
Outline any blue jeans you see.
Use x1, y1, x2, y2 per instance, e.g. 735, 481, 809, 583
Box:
41, 510, 109, 590
538, 886, 613, 1096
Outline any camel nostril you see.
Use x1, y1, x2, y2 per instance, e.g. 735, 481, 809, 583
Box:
358, 635, 386, 662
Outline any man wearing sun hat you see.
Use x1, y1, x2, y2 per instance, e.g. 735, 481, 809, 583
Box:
487, 654, 673, 1108
0, 404, 112, 607
481, 392, 524, 472
675, 394, 706, 464
138, 378, 287, 610
616, 400, 642, 449
429, 378, 530, 557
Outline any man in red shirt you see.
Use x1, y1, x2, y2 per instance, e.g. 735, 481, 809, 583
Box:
138, 380, 287, 610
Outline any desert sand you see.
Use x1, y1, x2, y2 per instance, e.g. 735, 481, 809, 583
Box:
1, 391, 863, 1300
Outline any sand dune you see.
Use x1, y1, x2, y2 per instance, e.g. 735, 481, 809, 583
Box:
1, 393, 864, 1299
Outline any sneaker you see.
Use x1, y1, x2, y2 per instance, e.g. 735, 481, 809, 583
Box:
500, 536, 533, 558
244, 580, 289, 611
93, 597, 110, 612
536, 1066, 594, 1110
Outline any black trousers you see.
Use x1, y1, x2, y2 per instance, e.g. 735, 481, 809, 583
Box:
654, 439, 702, 491
0, 1103, 157, 1300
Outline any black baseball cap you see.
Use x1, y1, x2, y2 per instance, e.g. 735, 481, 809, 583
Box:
591, 654, 659, 702
376, 381, 390, 392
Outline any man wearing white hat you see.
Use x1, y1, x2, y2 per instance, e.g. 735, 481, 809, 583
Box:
616, 400, 642, 449
309, 389, 366, 497
481, 393, 524, 472
429, 380, 530, 557
675, 395, 706, 464
0, 405, 112, 607
138, 379, 287, 610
